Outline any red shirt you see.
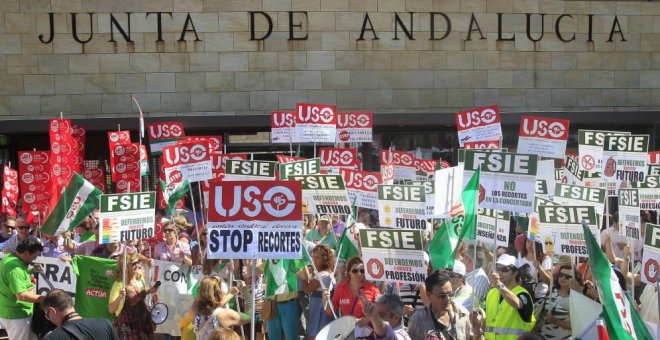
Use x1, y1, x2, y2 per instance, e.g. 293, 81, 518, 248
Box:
331, 280, 380, 318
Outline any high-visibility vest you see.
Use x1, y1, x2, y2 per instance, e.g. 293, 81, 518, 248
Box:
484, 285, 536, 340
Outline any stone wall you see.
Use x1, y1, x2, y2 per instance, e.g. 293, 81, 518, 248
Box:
0, 0, 658, 120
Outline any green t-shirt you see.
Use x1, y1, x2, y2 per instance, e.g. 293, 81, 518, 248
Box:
264, 259, 306, 298
0, 254, 35, 319
305, 229, 338, 252
79, 230, 96, 242
71, 256, 117, 319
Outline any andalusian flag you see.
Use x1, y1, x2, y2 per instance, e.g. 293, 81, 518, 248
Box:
41, 174, 102, 236
160, 178, 189, 215
428, 168, 480, 270
582, 223, 652, 340
336, 226, 362, 262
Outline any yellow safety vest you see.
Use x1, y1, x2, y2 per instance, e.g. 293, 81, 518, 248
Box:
484, 285, 536, 340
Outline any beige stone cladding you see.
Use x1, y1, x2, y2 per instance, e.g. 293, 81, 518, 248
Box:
0, 0, 658, 119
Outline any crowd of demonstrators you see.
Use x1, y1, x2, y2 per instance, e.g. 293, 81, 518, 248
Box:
42, 289, 119, 340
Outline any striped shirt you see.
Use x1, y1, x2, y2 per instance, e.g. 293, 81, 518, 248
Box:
465, 267, 490, 303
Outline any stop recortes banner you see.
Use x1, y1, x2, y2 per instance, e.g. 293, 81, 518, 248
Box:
18, 151, 51, 214
207, 180, 303, 260
319, 148, 360, 172
537, 205, 599, 257
289, 175, 351, 215
477, 208, 511, 248
642, 223, 660, 284
463, 150, 538, 214
99, 192, 156, 243
578, 130, 630, 174
271, 111, 296, 144
340, 168, 382, 210
295, 103, 337, 143
336, 112, 373, 143
517, 116, 570, 159
377, 185, 428, 230
455, 105, 502, 147
147, 122, 186, 155
162, 141, 213, 183
618, 189, 641, 239
359, 229, 426, 284
601, 135, 649, 186
631, 176, 660, 210
279, 158, 321, 180
224, 160, 277, 181
380, 149, 416, 181
434, 165, 464, 217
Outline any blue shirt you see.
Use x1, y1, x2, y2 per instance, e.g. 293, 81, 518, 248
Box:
40, 237, 70, 259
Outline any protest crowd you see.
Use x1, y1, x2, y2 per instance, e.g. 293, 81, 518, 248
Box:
0, 106, 658, 340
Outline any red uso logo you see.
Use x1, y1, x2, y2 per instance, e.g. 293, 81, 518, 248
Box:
115, 145, 126, 156
116, 180, 128, 190
164, 143, 209, 166
22, 173, 34, 184
320, 148, 357, 167
415, 159, 437, 173
520, 116, 569, 140
109, 132, 120, 142
20, 153, 33, 164
296, 104, 337, 124
115, 163, 126, 173
338, 112, 372, 128
210, 182, 301, 220
23, 192, 36, 204
341, 169, 380, 191
51, 142, 61, 155
455, 105, 499, 130
271, 111, 295, 128
50, 119, 59, 132
148, 122, 184, 139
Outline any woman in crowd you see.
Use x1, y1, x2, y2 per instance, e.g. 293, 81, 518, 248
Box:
516, 235, 552, 301
193, 276, 249, 340
323, 256, 379, 319
154, 221, 192, 266
539, 265, 573, 339
108, 253, 159, 339
302, 244, 335, 339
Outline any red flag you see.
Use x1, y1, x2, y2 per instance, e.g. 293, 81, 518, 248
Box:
597, 319, 610, 340
2, 165, 19, 217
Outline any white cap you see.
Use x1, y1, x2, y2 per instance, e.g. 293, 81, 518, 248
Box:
451, 260, 466, 276
423, 252, 430, 265
496, 254, 517, 267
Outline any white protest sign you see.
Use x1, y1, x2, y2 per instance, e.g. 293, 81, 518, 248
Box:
631, 176, 660, 211
476, 208, 511, 247
289, 175, 352, 215
279, 158, 321, 180
162, 141, 213, 182
455, 105, 502, 147
378, 185, 428, 230
340, 168, 382, 210
410, 181, 435, 217
360, 229, 427, 284
641, 223, 660, 285
99, 192, 156, 244
336, 112, 373, 143
536, 159, 556, 199
434, 165, 465, 217
563, 156, 584, 185
537, 205, 599, 257
151, 260, 198, 336
602, 134, 649, 187
464, 151, 538, 214
578, 130, 631, 173
34, 256, 77, 296
207, 180, 303, 259
295, 103, 337, 143
618, 189, 641, 239
554, 183, 606, 223
517, 116, 570, 159
224, 160, 277, 181
270, 111, 296, 143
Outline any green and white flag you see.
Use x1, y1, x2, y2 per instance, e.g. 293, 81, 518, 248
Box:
160, 178, 189, 215
41, 173, 102, 236
583, 223, 652, 340
337, 225, 362, 263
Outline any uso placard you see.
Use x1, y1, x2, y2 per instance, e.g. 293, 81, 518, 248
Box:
147, 122, 186, 155
295, 103, 337, 143
207, 181, 303, 259
162, 141, 213, 182
517, 116, 570, 159
455, 105, 502, 147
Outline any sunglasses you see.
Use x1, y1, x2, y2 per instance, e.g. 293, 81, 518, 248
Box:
351, 268, 365, 274
496, 266, 513, 273
432, 292, 455, 300
163, 229, 175, 234
558, 273, 572, 279
544, 241, 553, 246
4, 224, 14, 229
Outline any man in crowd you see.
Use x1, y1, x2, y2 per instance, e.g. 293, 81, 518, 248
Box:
42, 289, 119, 340
361, 293, 411, 340
0, 216, 16, 251
3, 215, 34, 253
479, 254, 536, 339
332, 214, 345, 238
305, 215, 338, 252
449, 260, 474, 310
465, 244, 490, 303
0, 236, 45, 339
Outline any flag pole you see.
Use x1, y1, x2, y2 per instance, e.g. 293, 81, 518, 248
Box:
131, 97, 145, 193
250, 259, 256, 340
188, 182, 204, 268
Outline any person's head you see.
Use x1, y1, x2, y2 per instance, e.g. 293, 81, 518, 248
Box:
520, 236, 544, 261
346, 256, 365, 284
74, 217, 92, 235
115, 253, 143, 281
311, 245, 333, 271
162, 221, 178, 244
448, 261, 467, 291
425, 270, 453, 312
2, 216, 16, 235
42, 289, 75, 327
331, 215, 340, 226
358, 211, 371, 225
495, 254, 519, 286
375, 293, 405, 328
15, 216, 29, 237
173, 215, 192, 233
318, 215, 331, 232
467, 244, 485, 269
15, 236, 43, 264
554, 265, 573, 289
209, 328, 241, 340
196, 276, 225, 315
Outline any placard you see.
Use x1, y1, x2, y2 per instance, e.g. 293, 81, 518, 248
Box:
224, 160, 277, 181
563, 156, 584, 185
554, 183, 606, 221
360, 229, 426, 284
464, 140, 501, 149
279, 158, 321, 180
289, 175, 351, 215
207, 181, 303, 259
618, 189, 641, 239
151, 260, 199, 336
147, 122, 186, 155
517, 116, 570, 159
295, 103, 337, 143
18, 151, 51, 215
99, 192, 156, 243
414, 159, 438, 180
380, 149, 416, 181
537, 205, 599, 257
336, 112, 372, 143
340, 168, 382, 210
319, 148, 360, 173
602, 135, 649, 187
434, 165, 465, 217
409, 181, 435, 217
631, 176, 660, 210
271, 111, 296, 143
641, 223, 660, 284
578, 130, 630, 174
162, 141, 213, 183
476, 208, 510, 247
34, 256, 77, 296
456, 105, 502, 147
463, 151, 538, 214
377, 185, 428, 230
536, 159, 556, 199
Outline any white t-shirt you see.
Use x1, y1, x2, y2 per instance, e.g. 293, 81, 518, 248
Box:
516, 256, 552, 298
600, 226, 627, 259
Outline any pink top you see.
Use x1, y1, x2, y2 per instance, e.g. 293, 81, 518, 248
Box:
154, 240, 191, 263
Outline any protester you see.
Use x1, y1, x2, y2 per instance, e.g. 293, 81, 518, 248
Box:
539, 265, 572, 339
0, 216, 16, 251
301, 244, 335, 339
264, 258, 309, 340
479, 254, 536, 339
361, 293, 411, 340
323, 256, 379, 319
41, 289, 119, 340
63, 227, 99, 256
449, 261, 474, 309
465, 243, 490, 303
108, 253, 159, 339
516, 236, 552, 301
305, 215, 338, 252
193, 276, 249, 340
209, 328, 241, 340
304, 215, 317, 234
3, 215, 33, 254
40, 234, 71, 261
0, 236, 44, 340
332, 215, 345, 238
408, 270, 478, 340
75, 217, 96, 242
154, 221, 192, 266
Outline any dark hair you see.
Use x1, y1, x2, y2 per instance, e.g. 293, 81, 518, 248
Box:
312, 244, 334, 271
520, 235, 544, 262
42, 289, 73, 311
554, 265, 573, 288
425, 270, 451, 293
641, 210, 652, 224
346, 256, 363, 275
376, 293, 404, 317
16, 236, 43, 254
